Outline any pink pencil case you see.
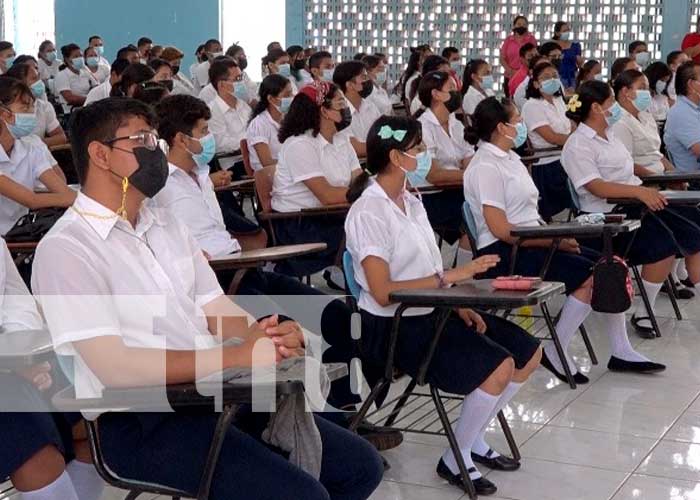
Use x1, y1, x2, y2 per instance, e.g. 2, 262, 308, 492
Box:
492, 276, 542, 291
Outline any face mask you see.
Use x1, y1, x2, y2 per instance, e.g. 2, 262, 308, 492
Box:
95, 46, 104, 56
540, 78, 562, 95
211, 51, 224, 59
444, 90, 463, 113
277, 96, 293, 114
278, 63, 291, 77
594, 73, 604, 82
322, 68, 334, 81
72, 57, 85, 70
513, 26, 528, 36
504, 121, 528, 149
655, 80, 668, 95
559, 32, 571, 41
238, 58, 248, 71
633, 89, 652, 112
334, 107, 352, 132
86, 56, 100, 67
358, 80, 374, 99
604, 102, 623, 126
45, 51, 57, 63
635, 52, 651, 67
481, 75, 495, 90
30, 80, 46, 98
450, 61, 461, 73
550, 58, 562, 70
123, 147, 169, 198
3, 55, 14, 67
375, 70, 387, 84
6, 112, 37, 138
402, 150, 433, 186
233, 81, 248, 101
293, 59, 306, 71
161, 80, 174, 92
188, 133, 216, 167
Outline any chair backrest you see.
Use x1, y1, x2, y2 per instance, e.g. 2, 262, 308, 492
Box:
239, 139, 255, 177
567, 178, 581, 213
254, 165, 276, 213
461, 201, 479, 256
342, 250, 362, 300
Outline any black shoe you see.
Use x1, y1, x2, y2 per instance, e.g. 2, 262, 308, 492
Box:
681, 277, 695, 289
607, 356, 666, 374
630, 315, 657, 339
436, 459, 498, 496
471, 448, 520, 471
323, 269, 344, 291
355, 421, 404, 451
540, 350, 590, 385
661, 281, 695, 299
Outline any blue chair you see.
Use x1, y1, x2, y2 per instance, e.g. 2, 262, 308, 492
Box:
342, 250, 361, 302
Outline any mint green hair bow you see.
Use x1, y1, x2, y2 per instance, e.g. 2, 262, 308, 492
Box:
377, 125, 407, 141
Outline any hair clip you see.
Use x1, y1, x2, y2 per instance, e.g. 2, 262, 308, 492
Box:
567, 94, 582, 112
377, 125, 407, 141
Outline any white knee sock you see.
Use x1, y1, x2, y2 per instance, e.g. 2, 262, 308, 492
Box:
677, 259, 689, 281
544, 295, 591, 374
65, 460, 104, 500
605, 313, 650, 362
19, 470, 79, 500
442, 388, 500, 480
471, 381, 524, 458
633, 279, 663, 326
457, 248, 473, 266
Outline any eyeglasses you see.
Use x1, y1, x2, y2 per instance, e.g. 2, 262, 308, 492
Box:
104, 131, 160, 151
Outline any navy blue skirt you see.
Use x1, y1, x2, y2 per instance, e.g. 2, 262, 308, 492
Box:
421, 189, 465, 244
531, 159, 573, 221
360, 310, 540, 395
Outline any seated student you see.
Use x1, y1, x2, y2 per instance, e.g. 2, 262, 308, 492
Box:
664, 61, 700, 174
308, 50, 335, 83
246, 74, 292, 172
362, 54, 392, 115
149, 58, 174, 85
644, 62, 673, 121
521, 61, 574, 220
395, 44, 432, 106
562, 80, 700, 338
115, 44, 140, 65
666, 50, 690, 102
507, 43, 537, 98
225, 44, 258, 104
465, 96, 665, 381
629, 40, 651, 69
272, 81, 360, 281
109, 63, 155, 98
198, 55, 230, 104
87, 34, 109, 67
192, 38, 223, 93
346, 114, 541, 495
409, 55, 451, 115
462, 59, 496, 118
610, 57, 638, 84
0, 41, 15, 75
84, 58, 129, 105
575, 59, 603, 90
0, 238, 105, 500
287, 44, 312, 85
333, 60, 381, 157
31, 95, 384, 500
5, 63, 67, 147
37, 40, 61, 89
513, 54, 548, 110
136, 36, 152, 64
263, 47, 298, 95
83, 46, 109, 85
442, 46, 461, 73
55, 44, 95, 114
160, 46, 194, 96
0, 78, 75, 236
189, 43, 206, 81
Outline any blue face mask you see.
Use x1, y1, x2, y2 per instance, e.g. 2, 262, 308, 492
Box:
541, 78, 562, 95
481, 75, 495, 90
633, 89, 652, 112
450, 61, 461, 73
233, 81, 248, 101
4, 55, 14, 67
375, 71, 387, 84
277, 63, 291, 77
190, 133, 216, 167
45, 51, 57, 63
506, 121, 528, 149
30, 80, 46, 98
402, 150, 433, 186
594, 73, 604, 82
604, 102, 623, 127
6, 112, 37, 138
322, 68, 334, 81
86, 56, 100, 67
72, 57, 85, 70
95, 46, 104, 56
559, 32, 571, 41
278, 96, 293, 114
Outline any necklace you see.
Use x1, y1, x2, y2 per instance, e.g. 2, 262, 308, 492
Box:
70, 205, 120, 220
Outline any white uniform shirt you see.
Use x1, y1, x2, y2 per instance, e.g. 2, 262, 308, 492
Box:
33, 98, 60, 138
297, 69, 314, 85
31, 192, 223, 401
513, 77, 529, 110
198, 83, 217, 104
462, 85, 495, 116
345, 180, 443, 317
521, 96, 571, 165
193, 60, 211, 92
208, 95, 252, 169
611, 108, 665, 174
84, 80, 112, 105
272, 131, 360, 212
649, 93, 670, 122
172, 72, 195, 96
368, 85, 392, 115
38, 58, 61, 83
418, 108, 474, 171
87, 64, 110, 84
152, 163, 241, 258
404, 73, 419, 103
464, 142, 541, 249
54, 67, 96, 113
346, 97, 381, 145
668, 72, 678, 101
0, 239, 44, 333
561, 123, 642, 213
246, 110, 281, 171
0, 138, 53, 235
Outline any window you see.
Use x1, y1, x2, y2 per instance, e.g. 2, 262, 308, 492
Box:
2, 0, 55, 57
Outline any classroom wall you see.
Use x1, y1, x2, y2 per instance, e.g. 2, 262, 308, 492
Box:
54, 0, 220, 72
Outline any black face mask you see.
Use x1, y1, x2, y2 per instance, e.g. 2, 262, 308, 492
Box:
359, 80, 374, 98
238, 58, 248, 71
335, 107, 352, 132
513, 26, 528, 36
293, 59, 306, 70
444, 90, 463, 113
550, 58, 562, 70
160, 80, 174, 92
171, 65, 180, 75
118, 147, 169, 198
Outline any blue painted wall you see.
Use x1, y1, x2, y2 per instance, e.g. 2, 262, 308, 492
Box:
661, 0, 690, 58
285, 0, 304, 47
54, 0, 220, 71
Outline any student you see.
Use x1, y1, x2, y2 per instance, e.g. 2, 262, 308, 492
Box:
0, 41, 15, 75
611, 57, 638, 83
539, 42, 564, 71
362, 54, 392, 115
197, 55, 228, 104
31, 96, 383, 500
562, 80, 700, 337
109, 63, 155, 98
462, 59, 496, 118
507, 43, 537, 98
87, 35, 109, 66
83, 46, 109, 84
207, 58, 252, 171
463, 97, 664, 382
5, 64, 66, 148
37, 40, 61, 89
272, 81, 360, 279
346, 114, 541, 495
513, 55, 548, 110
576, 59, 603, 88
148, 58, 174, 91
629, 40, 651, 69
190, 43, 206, 80
225, 44, 258, 104
192, 38, 223, 92
395, 44, 432, 104
160, 46, 194, 96
500, 16, 537, 97
0, 78, 75, 236
116, 44, 139, 65
442, 46, 461, 72
84, 58, 129, 105
409, 55, 451, 115
263, 47, 298, 94
54, 44, 93, 114
667, 50, 690, 101
287, 45, 310, 85
149, 45, 164, 62
333, 60, 381, 157
245, 74, 292, 171
308, 50, 335, 83
664, 61, 700, 174
521, 61, 573, 220
552, 21, 583, 90
136, 36, 152, 64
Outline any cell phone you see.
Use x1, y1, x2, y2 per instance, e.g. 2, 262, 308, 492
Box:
492, 276, 542, 290
604, 214, 626, 223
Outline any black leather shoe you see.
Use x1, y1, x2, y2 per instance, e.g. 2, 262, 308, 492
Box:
436, 459, 498, 496
607, 356, 666, 374
630, 315, 657, 339
661, 281, 695, 299
541, 350, 589, 385
471, 449, 520, 471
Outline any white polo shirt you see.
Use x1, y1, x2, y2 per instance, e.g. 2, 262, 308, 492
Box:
345, 180, 443, 317
33, 98, 61, 138
418, 108, 474, 171
464, 142, 541, 250
152, 163, 241, 258
346, 97, 381, 145
208, 95, 252, 169
368, 85, 392, 115
31, 192, 223, 401
462, 85, 495, 116
649, 93, 670, 122
0, 239, 44, 333
198, 83, 217, 104
84, 80, 112, 105
172, 73, 195, 96
611, 108, 664, 174
54, 67, 96, 113
521, 96, 571, 165
193, 60, 211, 92
246, 110, 281, 171
38, 58, 61, 83
513, 77, 529, 110
0, 137, 53, 235
561, 123, 641, 213
272, 130, 360, 212
87, 64, 110, 84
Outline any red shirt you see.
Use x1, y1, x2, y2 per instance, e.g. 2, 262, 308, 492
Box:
682, 33, 700, 63
508, 66, 529, 96
500, 33, 538, 78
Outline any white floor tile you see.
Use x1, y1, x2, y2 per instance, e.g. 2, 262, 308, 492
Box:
612, 474, 700, 500
637, 440, 700, 482
380, 441, 457, 490
368, 480, 467, 500
665, 411, 700, 444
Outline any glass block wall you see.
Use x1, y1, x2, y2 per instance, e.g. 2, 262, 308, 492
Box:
303, 0, 664, 90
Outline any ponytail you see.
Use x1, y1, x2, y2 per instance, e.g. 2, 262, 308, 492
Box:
346, 170, 371, 203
